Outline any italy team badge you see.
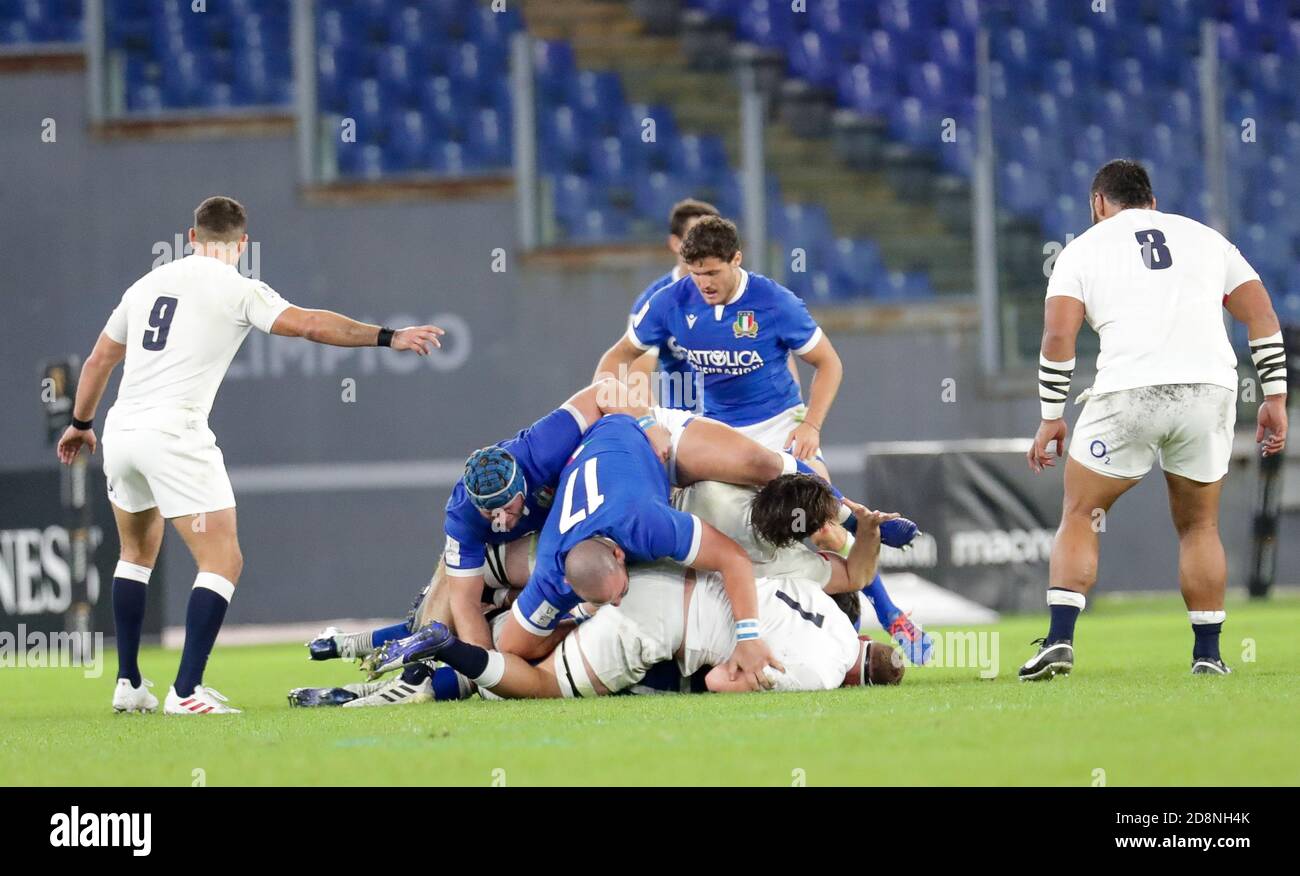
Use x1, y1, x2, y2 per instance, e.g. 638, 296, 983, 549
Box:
733, 310, 758, 339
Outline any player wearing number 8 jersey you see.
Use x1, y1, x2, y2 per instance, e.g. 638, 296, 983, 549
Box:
1022, 160, 1288, 680
55, 196, 445, 715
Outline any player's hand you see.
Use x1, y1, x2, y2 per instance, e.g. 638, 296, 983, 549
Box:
1258, 396, 1288, 457
785, 421, 821, 461
841, 498, 900, 533
56, 426, 97, 465
391, 325, 445, 355
1027, 418, 1068, 473
645, 423, 672, 465
727, 638, 785, 690
811, 519, 848, 554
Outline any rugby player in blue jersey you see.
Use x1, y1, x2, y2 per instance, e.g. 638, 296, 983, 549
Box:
492, 414, 785, 686
295, 383, 840, 704
620, 198, 717, 413
594, 216, 932, 664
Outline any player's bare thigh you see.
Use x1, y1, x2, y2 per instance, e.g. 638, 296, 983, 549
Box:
414, 538, 531, 630
674, 417, 783, 486
1061, 456, 1142, 520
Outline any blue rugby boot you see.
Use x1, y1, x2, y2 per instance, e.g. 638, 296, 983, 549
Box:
362, 622, 453, 679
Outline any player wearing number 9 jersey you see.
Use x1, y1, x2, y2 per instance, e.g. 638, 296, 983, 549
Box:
499, 414, 784, 685
55, 196, 445, 716
1023, 160, 1288, 681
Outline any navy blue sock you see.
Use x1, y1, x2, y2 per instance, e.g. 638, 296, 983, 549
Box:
173, 575, 232, 698
1045, 588, 1082, 645
431, 666, 467, 701
434, 636, 490, 680
1192, 621, 1223, 661
371, 622, 411, 649
400, 662, 431, 684
862, 573, 901, 627
111, 565, 150, 686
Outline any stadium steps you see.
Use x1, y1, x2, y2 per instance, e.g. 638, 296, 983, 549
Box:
518, 0, 973, 295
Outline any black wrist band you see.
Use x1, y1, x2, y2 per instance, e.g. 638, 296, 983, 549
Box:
377, 327, 395, 347
71, 416, 93, 431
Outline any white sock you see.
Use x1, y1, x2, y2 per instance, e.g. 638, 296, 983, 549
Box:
473, 650, 506, 689
1046, 589, 1086, 610
340, 631, 373, 657
193, 572, 235, 602
779, 451, 798, 475
114, 560, 152, 584
1188, 610, 1226, 625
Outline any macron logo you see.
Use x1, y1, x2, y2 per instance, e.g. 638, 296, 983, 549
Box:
686, 314, 697, 329
50, 806, 151, 856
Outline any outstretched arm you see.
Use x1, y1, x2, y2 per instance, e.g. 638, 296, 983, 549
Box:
270, 307, 444, 353
56, 333, 126, 465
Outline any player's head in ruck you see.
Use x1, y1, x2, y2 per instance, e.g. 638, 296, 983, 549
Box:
667, 198, 719, 264
679, 215, 744, 307
190, 195, 249, 265
565, 536, 629, 607
749, 473, 842, 548
843, 636, 906, 687
1089, 159, 1156, 224
464, 446, 528, 531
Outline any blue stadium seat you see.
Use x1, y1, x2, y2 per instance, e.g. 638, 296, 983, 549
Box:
538, 104, 587, 175
384, 108, 432, 172
338, 142, 385, 180
829, 237, 884, 293
788, 30, 845, 90
837, 62, 897, 116
566, 70, 626, 135
532, 39, 576, 105
466, 107, 511, 168
736, 0, 798, 50
670, 134, 729, 183
588, 135, 643, 185
876, 271, 934, 302
429, 140, 482, 176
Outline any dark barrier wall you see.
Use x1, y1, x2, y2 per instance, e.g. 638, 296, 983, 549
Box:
0, 468, 165, 638
868, 443, 1265, 613
1, 70, 1290, 626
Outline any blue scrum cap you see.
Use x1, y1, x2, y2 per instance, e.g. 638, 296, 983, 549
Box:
463, 446, 527, 511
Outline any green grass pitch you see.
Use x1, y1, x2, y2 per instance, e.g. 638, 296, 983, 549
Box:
3, 593, 1299, 786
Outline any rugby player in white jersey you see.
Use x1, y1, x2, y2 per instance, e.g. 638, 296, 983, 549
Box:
362, 476, 905, 699
55, 196, 445, 714
1022, 160, 1288, 679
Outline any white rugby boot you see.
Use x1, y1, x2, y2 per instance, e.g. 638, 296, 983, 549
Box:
112, 678, 158, 714
341, 674, 434, 707
164, 685, 242, 715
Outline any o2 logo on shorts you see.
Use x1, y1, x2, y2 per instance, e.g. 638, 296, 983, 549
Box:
1090, 440, 1110, 464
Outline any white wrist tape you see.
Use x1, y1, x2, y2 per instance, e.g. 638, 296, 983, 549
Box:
1249, 332, 1287, 397
1039, 355, 1075, 420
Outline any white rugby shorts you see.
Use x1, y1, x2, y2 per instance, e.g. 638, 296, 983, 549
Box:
102, 425, 235, 518
1069, 383, 1236, 483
